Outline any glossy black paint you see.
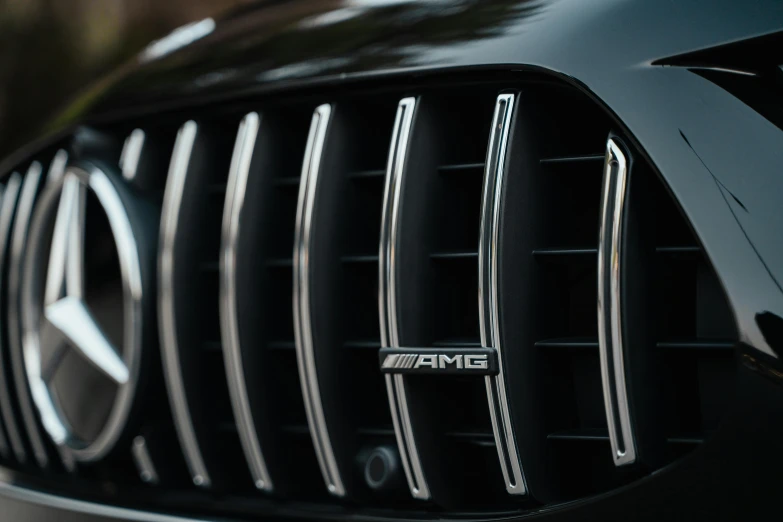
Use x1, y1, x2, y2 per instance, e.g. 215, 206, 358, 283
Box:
2, 0, 783, 520
5, 0, 781, 364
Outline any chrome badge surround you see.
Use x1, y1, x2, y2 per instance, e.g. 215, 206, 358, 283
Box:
20, 163, 143, 462
378, 348, 497, 375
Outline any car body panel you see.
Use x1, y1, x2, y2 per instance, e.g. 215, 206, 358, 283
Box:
2, 1, 783, 519
30, 0, 783, 363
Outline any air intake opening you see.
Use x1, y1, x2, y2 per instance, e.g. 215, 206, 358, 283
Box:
292, 97, 406, 500
493, 84, 738, 504
494, 86, 619, 502
634, 159, 737, 464
222, 105, 326, 498
158, 115, 254, 491
390, 90, 513, 508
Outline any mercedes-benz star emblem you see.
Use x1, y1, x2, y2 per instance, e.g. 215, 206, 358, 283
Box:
21, 163, 144, 463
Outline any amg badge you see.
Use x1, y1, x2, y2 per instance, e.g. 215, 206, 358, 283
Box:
378, 347, 498, 376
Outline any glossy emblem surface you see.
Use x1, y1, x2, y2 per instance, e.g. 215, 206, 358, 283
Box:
21, 164, 144, 463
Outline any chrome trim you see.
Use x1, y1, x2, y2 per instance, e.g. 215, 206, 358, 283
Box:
0, 480, 208, 522
597, 138, 636, 467
378, 97, 430, 500
293, 104, 345, 497
42, 173, 85, 308
42, 298, 129, 384
158, 121, 211, 487
478, 93, 527, 496
20, 164, 144, 463
220, 112, 273, 492
120, 129, 146, 181
132, 436, 160, 484
46, 150, 69, 183
0, 185, 8, 460
0, 173, 26, 463
8, 162, 50, 467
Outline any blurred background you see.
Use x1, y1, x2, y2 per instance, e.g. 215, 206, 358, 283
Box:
0, 0, 254, 159
0, 0, 539, 160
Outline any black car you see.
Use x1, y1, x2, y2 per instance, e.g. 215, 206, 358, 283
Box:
0, 1, 782, 521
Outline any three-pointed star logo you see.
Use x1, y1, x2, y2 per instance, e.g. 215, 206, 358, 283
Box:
37, 174, 129, 391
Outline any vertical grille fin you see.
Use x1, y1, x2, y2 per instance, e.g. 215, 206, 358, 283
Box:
220, 112, 274, 492
158, 121, 212, 488
293, 104, 346, 497
597, 137, 636, 466
378, 97, 431, 501
479, 93, 528, 494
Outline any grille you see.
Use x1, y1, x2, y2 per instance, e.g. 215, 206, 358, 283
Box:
219, 106, 325, 497
0, 77, 737, 519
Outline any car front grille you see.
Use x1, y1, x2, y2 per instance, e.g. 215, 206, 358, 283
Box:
0, 75, 738, 520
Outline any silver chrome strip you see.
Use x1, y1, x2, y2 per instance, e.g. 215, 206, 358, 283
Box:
22, 165, 144, 465
478, 93, 527, 496
0, 173, 25, 463
597, 138, 636, 467
120, 129, 146, 182
378, 97, 430, 500
0, 185, 9, 460
220, 112, 273, 492
293, 104, 345, 497
158, 121, 211, 487
8, 162, 50, 467
0, 480, 209, 522
131, 436, 159, 485
46, 150, 69, 183
3, 153, 68, 465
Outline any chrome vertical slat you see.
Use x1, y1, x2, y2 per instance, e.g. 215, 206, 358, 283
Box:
293, 104, 345, 497
0, 173, 25, 463
119, 129, 146, 182
378, 97, 430, 500
3, 152, 69, 466
47, 150, 69, 184
0, 184, 9, 460
158, 121, 211, 487
597, 137, 636, 466
131, 436, 159, 485
8, 162, 49, 467
479, 93, 528, 495
220, 112, 273, 492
